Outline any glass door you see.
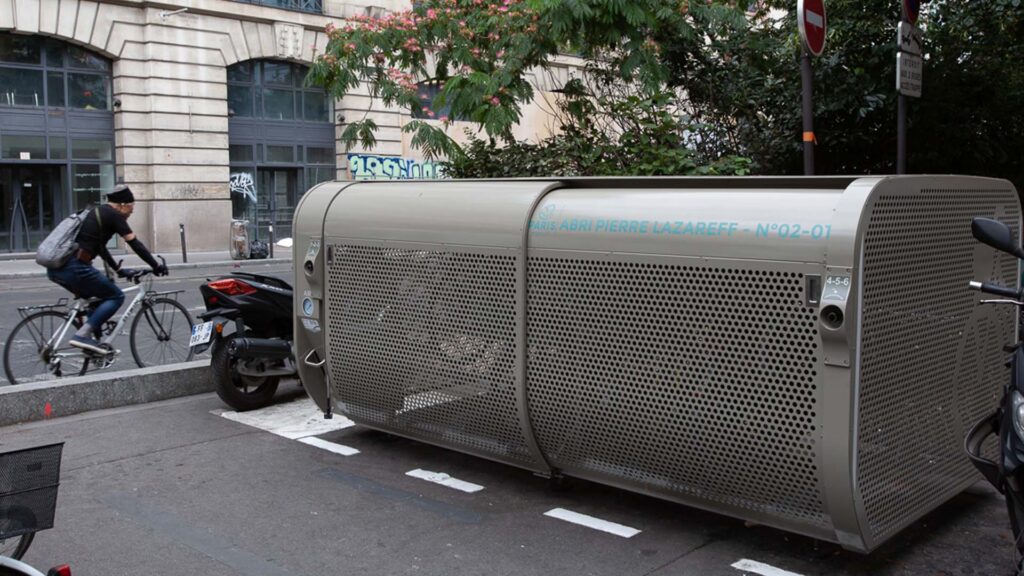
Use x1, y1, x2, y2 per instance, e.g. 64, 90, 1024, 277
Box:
257, 168, 297, 243
0, 164, 64, 252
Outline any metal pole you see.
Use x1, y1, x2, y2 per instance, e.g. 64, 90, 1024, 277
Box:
179, 223, 188, 263
269, 224, 275, 259
897, 92, 907, 175
800, 49, 815, 175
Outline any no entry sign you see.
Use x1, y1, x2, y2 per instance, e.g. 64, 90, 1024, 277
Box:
903, 0, 920, 24
798, 0, 827, 56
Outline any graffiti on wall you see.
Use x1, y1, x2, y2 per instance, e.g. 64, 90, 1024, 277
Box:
348, 154, 446, 180
229, 172, 256, 204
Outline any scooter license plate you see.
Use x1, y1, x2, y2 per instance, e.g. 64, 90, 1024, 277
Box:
189, 321, 214, 347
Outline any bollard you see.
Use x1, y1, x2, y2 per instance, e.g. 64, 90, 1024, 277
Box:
179, 223, 188, 263
268, 224, 275, 259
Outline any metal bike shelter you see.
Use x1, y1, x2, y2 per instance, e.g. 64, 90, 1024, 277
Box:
292, 176, 1020, 552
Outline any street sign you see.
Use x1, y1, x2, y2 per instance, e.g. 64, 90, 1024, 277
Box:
898, 21, 922, 55
903, 0, 920, 24
897, 52, 922, 98
797, 0, 827, 56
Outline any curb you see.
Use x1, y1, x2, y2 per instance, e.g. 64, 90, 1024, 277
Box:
0, 257, 293, 280
0, 359, 213, 427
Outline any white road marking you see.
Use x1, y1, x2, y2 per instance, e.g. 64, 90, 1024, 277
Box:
731, 559, 806, 576
543, 508, 640, 538
219, 397, 355, 439
406, 469, 484, 493
299, 436, 360, 456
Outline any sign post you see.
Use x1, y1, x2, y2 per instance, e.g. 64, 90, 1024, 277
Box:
897, 0, 924, 174
797, 0, 827, 175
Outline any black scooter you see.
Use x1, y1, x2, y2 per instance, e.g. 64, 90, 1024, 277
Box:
190, 272, 296, 411
965, 217, 1024, 575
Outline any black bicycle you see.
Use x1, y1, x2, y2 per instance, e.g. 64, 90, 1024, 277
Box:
0, 443, 69, 575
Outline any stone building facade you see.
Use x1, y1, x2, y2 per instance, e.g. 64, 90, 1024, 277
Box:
0, 0, 571, 253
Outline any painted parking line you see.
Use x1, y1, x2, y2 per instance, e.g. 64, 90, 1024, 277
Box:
731, 559, 805, 576
299, 436, 360, 456
219, 397, 355, 439
543, 508, 640, 538
406, 469, 484, 493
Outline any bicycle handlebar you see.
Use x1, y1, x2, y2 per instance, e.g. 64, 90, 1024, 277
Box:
124, 255, 168, 284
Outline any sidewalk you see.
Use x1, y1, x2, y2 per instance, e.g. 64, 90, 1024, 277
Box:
0, 249, 292, 280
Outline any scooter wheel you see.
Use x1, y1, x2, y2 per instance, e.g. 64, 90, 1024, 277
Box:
211, 335, 280, 411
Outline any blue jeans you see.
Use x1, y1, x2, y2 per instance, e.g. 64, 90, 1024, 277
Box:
47, 258, 124, 331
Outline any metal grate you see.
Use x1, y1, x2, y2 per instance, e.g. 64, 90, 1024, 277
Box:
0, 443, 63, 540
526, 258, 827, 526
858, 189, 1019, 542
326, 244, 541, 467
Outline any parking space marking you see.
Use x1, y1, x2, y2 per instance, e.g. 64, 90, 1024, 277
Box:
543, 508, 640, 538
318, 468, 484, 524
406, 469, 484, 493
219, 397, 355, 439
731, 559, 805, 576
299, 436, 359, 456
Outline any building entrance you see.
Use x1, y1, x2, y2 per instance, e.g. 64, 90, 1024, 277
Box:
227, 59, 335, 247
0, 164, 65, 252
257, 167, 298, 243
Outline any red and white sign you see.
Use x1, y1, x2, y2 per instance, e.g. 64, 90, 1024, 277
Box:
903, 0, 920, 25
798, 0, 827, 57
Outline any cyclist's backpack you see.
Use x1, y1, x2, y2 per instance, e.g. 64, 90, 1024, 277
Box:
35, 207, 91, 269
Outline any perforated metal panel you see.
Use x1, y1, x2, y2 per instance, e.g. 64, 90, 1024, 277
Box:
325, 243, 543, 468
526, 257, 827, 527
857, 189, 1019, 543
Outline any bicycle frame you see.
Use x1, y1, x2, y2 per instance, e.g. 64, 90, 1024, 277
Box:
32, 274, 181, 369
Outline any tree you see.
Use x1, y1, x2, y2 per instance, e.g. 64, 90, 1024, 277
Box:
309, 0, 1024, 189
307, 0, 754, 172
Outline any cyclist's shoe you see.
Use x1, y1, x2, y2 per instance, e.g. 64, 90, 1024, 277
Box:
69, 335, 107, 355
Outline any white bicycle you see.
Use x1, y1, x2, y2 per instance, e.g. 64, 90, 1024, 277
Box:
3, 266, 194, 385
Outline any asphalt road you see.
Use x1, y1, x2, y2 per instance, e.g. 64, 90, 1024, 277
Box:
0, 391, 1015, 576
0, 262, 293, 385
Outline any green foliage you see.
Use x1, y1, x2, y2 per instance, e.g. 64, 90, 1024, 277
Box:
666, 0, 1024, 188
310, 0, 1024, 189
308, 0, 558, 159
442, 75, 752, 178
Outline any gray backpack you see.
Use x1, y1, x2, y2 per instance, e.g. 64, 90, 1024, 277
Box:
35, 207, 93, 269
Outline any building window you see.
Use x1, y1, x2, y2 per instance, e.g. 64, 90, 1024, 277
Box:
227, 61, 331, 122
412, 80, 471, 121
0, 34, 111, 110
0, 34, 114, 253
230, 0, 322, 14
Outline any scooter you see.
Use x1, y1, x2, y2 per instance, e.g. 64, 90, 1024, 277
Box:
965, 217, 1024, 575
190, 272, 296, 411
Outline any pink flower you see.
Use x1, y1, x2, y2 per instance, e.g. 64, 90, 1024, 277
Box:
427, 110, 435, 117
496, 50, 505, 58
439, 115, 449, 122
490, 96, 500, 105
346, 43, 357, 51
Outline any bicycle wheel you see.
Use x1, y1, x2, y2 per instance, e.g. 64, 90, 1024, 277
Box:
3, 311, 89, 385
129, 298, 195, 367
0, 503, 36, 561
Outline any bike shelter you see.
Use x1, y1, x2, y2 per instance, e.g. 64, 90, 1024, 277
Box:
293, 176, 1020, 552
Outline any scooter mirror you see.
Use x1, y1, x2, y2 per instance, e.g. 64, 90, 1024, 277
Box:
972, 217, 1024, 258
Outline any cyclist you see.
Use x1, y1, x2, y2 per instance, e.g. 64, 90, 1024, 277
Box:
46, 184, 168, 354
